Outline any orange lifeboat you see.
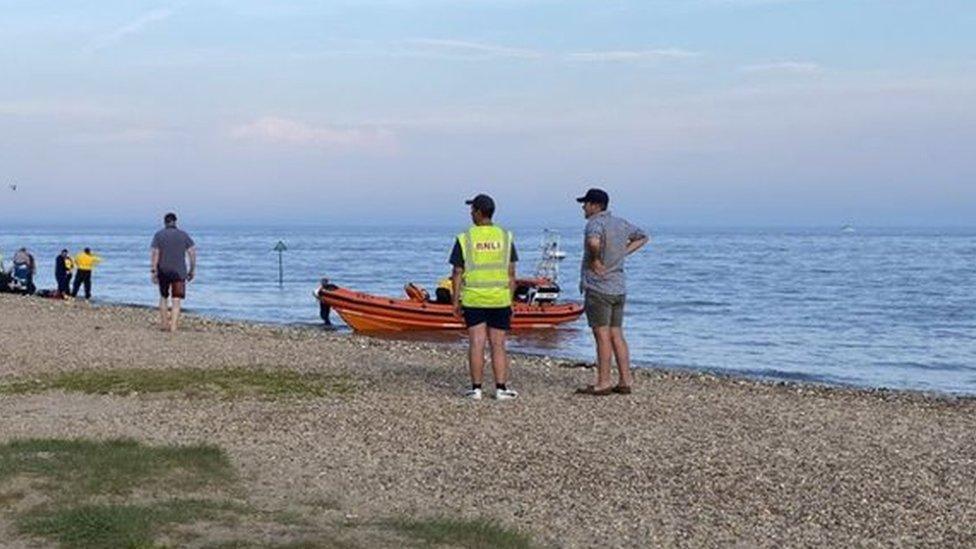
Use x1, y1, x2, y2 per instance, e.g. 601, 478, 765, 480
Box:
318, 282, 584, 332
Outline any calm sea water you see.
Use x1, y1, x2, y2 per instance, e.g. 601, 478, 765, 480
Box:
2, 225, 974, 394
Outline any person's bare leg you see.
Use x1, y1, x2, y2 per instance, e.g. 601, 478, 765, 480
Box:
488, 327, 508, 386
158, 297, 169, 330
610, 327, 633, 387
467, 324, 488, 386
591, 327, 614, 390
169, 298, 182, 332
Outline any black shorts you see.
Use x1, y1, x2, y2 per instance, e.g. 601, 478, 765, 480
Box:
462, 307, 512, 331
158, 271, 186, 299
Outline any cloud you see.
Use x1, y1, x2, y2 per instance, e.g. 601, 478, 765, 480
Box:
740, 61, 823, 74
230, 117, 397, 153
402, 39, 542, 59
566, 49, 701, 62
87, 8, 174, 53
241, 39, 700, 65
278, 38, 544, 62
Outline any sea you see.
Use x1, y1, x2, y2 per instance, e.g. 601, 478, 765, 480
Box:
2, 225, 974, 395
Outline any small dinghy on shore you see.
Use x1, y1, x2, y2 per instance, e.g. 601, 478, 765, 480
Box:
316, 230, 583, 332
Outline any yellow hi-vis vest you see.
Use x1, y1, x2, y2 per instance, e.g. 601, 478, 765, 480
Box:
457, 225, 513, 308
75, 252, 101, 271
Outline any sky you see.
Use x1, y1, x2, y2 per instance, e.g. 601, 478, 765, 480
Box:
0, 0, 974, 227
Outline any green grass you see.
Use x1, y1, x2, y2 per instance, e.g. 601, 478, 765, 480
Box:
390, 517, 536, 549
0, 367, 353, 399
203, 538, 357, 549
1, 438, 539, 548
18, 499, 244, 549
1, 439, 246, 547
0, 438, 235, 500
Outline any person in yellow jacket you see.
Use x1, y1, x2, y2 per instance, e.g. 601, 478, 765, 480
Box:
450, 194, 519, 400
434, 276, 453, 304
71, 247, 102, 299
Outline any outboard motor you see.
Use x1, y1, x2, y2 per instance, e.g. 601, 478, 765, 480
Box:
3, 267, 30, 294
0, 271, 13, 293
12, 264, 30, 285
12, 264, 34, 294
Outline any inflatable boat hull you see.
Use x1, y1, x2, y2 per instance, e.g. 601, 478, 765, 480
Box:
320, 287, 583, 332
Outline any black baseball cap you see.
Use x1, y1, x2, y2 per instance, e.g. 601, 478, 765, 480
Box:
576, 188, 609, 206
465, 194, 496, 215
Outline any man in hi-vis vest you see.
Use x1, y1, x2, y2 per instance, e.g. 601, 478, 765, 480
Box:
450, 194, 519, 400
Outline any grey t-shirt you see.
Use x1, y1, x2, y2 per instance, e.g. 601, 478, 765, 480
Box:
151, 227, 195, 278
581, 211, 647, 295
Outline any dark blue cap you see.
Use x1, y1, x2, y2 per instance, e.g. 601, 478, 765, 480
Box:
576, 188, 609, 206
465, 194, 496, 214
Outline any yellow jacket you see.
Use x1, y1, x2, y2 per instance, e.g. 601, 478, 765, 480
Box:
75, 252, 102, 271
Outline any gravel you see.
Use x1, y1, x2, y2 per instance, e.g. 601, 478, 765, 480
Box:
1, 294, 975, 547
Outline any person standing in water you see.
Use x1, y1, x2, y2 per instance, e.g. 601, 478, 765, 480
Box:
150, 213, 196, 332
54, 249, 74, 297
71, 247, 102, 299
450, 194, 519, 400
575, 188, 648, 396
315, 277, 338, 327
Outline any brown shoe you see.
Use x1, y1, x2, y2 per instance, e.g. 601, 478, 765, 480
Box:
575, 385, 613, 396
612, 385, 633, 395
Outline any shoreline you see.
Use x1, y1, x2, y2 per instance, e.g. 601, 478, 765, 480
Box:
13, 293, 973, 399
2, 294, 976, 546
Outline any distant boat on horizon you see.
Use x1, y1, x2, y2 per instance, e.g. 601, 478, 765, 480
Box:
841, 224, 856, 234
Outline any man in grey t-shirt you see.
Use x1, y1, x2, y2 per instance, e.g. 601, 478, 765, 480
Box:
576, 188, 648, 395
150, 212, 196, 332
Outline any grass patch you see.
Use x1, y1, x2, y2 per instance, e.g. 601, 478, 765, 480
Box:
0, 438, 355, 548
0, 367, 353, 399
1, 439, 539, 548
0, 438, 235, 500
0, 490, 25, 506
390, 516, 536, 549
305, 497, 342, 511
1, 439, 248, 547
18, 499, 244, 549
271, 509, 313, 526
203, 539, 356, 549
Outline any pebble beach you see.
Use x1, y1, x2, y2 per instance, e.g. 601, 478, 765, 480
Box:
1, 294, 975, 547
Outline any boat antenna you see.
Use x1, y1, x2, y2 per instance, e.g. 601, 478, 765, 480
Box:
535, 229, 566, 283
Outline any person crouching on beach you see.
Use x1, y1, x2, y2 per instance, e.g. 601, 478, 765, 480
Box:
151, 212, 196, 332
576, 188, 649, 396
12, 248, 36, 294
450, 194, 519, 400
71, 247, 101, 299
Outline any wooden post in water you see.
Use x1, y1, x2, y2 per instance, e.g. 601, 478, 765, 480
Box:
273, 240, 288, 287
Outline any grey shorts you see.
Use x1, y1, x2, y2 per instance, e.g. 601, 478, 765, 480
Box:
585, 290, 626, 328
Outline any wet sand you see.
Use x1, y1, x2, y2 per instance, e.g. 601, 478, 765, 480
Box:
1, 294, 975, 547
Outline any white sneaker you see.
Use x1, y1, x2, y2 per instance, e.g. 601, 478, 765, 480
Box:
463, 388, 483, 400
494, 388, 518, 400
